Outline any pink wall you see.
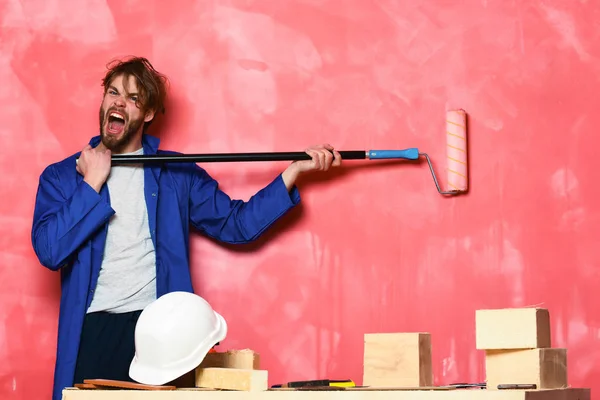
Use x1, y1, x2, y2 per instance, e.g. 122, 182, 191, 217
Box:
1, 0, 599, 398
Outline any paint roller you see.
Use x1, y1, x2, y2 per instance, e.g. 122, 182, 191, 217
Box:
109, 109, 468, 195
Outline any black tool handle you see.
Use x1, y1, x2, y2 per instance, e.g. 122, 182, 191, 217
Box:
497, 384, 537, 390
110, 150, 367, 165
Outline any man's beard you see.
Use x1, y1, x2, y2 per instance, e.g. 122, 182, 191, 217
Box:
99, 106, 144, 153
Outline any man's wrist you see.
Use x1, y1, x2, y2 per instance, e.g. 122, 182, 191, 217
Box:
281, 164, 300, 191
84, 176, 104, 193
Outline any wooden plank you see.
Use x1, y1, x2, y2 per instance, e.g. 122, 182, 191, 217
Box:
476, 308, 551, 350
363, 332, 433, 387
82, 379, 176, 391
195, 367, 268, 391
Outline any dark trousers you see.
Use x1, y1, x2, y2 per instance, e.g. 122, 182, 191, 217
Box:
73, 310, 142, 384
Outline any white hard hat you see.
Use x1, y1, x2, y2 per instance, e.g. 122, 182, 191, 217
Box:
129, 291, 227, 385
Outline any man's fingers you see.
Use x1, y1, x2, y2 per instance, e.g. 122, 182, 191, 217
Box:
317, 152, 325, 170
310, 150, 321, 169
323, 150, 332, 170
302, 145, 341, 171
305, 149, 319, 169
333, 150, 342, 166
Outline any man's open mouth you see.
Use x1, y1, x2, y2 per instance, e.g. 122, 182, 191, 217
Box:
107, 111, 126, 135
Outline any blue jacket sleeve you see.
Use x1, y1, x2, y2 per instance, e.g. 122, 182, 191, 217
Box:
188, 165, 300, 244
31, 165, 116, 271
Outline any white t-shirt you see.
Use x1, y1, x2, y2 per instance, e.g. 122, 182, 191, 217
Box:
87, 147, 157, 314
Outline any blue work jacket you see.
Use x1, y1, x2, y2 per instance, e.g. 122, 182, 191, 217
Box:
31, 134, 300, 400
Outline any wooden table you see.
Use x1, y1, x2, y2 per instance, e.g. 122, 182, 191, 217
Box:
62, 387, 590, 400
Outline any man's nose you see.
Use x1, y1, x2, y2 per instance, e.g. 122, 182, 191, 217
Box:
113, 97, 126, 107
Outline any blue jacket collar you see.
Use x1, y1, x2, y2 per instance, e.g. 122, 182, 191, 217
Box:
87, 133, 160, 155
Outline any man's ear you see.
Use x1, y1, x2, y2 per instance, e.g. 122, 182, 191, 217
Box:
144, 109, 156, 123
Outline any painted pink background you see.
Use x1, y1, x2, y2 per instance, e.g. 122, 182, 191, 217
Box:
1, 0, 599, 398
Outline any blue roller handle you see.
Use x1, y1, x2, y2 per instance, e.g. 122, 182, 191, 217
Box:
368, 148, 419, 160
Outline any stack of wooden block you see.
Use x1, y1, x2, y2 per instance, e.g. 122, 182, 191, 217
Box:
476, 307, 568, 390
194, 349, 268, 391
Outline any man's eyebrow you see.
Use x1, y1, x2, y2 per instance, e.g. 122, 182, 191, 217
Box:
108, 85, 139, 96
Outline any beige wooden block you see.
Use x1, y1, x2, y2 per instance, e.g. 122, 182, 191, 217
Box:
363, 332, 433, 387
476, 308, 551, 349
195, 367, 268, 391
485, 348, 567, 390
199, 349, 260, 369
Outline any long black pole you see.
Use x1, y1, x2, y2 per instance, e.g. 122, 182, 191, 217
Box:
110, 150, 368, 165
